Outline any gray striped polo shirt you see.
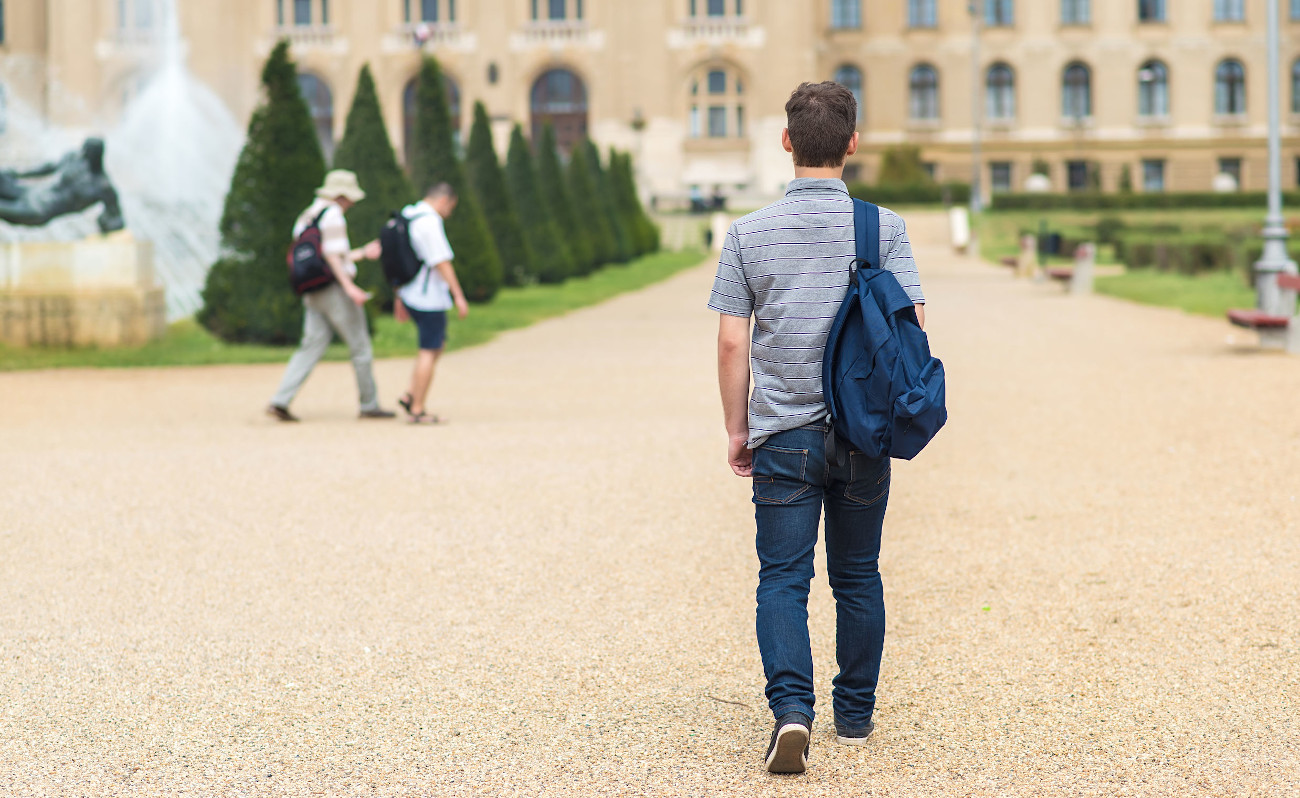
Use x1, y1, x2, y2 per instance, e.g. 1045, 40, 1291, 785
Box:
708, 178, 925, 449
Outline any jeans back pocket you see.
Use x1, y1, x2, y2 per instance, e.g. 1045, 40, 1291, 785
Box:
752, 445, 811, 505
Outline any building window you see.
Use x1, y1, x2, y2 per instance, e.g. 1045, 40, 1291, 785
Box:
1138, 0, 1165, 22
119, 0, 158, 29
1061, 0, 1089, 24
1215, 59, 1245, 115
986, 63, 1015, 120
1292, 58, 1300, 114
1292, 0, 1300, 21
833, 64, 864, 122
1213, 0, 1244, 21
689, 0, 743, 15
690, 65, 745, 139
1138, 60, 1169, 117
0, 0, 5, 44
909, 64, 939, 120
531, 68, 586, 152
990, 162, 1012, 193
1218, 157, 1242, 188
406, 0, 456, 22
1142, 159, 1165, 191
830, 0, 861, 29
985, 0, 1014, 26
294, 0, 311, 24
908, 0, 937, 27
533, 0, 582, 21
297, 72, 334, 159
403, 73, 461, 165
1063, 62, 1091, 120
1066, 160, 1089, 192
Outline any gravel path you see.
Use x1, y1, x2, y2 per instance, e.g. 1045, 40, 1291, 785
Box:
2, 212, 1297, 796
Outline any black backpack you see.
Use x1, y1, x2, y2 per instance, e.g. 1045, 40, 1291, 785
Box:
379, 209, 430, 288
285, 207, 335, 296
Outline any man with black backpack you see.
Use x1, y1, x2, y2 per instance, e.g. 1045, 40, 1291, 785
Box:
383, 182, 468, 425
267, 170, 395, 422
708, 82, 928, 774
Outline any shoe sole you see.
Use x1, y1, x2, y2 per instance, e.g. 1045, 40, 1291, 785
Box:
765, 723, 809, 774
835, 733, 872, 746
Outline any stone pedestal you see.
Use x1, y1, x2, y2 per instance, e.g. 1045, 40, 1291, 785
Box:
0, 232, 165, 348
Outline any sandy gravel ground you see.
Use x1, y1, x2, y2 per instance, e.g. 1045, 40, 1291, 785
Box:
1, 212, 1297, 796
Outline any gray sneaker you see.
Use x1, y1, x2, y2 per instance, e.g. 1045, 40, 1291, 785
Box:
764, 712, 811, 774
834, 719, 875, 746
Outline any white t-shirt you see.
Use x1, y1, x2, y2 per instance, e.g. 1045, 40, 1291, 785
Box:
397, 201, 455, 312
294, 198, 355, 277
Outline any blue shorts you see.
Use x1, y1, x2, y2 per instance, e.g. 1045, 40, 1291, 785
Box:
406, 306, 448, 351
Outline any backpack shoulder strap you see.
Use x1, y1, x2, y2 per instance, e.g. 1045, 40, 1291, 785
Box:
852, 198, 881, 271
306, 204, 331, 230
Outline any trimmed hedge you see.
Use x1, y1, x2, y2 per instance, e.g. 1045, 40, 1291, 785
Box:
847, 182, 971, 206
991, 191, 1300, 211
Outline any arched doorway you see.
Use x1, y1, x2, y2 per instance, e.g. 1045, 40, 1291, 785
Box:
403, 73, 462, 168
297, 72, 334, 160
530, 68, 587, 154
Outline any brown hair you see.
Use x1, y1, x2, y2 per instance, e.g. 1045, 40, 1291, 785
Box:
784, 82, 858, 168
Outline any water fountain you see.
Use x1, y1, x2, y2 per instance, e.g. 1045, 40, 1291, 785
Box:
0, 0, 243, 344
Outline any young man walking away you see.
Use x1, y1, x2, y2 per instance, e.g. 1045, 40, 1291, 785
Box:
393, 183, 469, 425
709, 82, 927, 774
268, 170, 396, 422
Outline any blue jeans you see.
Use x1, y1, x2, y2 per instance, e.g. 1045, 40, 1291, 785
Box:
752, 423, 890, 733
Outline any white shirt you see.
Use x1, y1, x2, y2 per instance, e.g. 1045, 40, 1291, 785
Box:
294, 198, 355, 277
397, 201, 455, 312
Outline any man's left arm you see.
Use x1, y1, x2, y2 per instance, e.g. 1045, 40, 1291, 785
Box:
717, 313, 752, 477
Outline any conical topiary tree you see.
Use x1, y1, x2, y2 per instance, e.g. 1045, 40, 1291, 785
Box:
333, 63, 415, 309
199, 39, 325, 343
409, 55, 502, 302
505, 124, 574, 283
567, 138, 618, 267
581, 139, 631, 263
536, 125, 595, 275
465, 102, 535, 286
609, 150, 660, 256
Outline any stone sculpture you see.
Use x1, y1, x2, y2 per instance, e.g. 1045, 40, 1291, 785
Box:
0, 138, 125, 234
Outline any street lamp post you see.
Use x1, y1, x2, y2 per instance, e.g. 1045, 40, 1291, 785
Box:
1255, 0, 1296, 346
969, 1, 984, 255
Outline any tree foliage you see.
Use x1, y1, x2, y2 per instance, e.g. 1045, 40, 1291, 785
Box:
465, 102, 535, 286
199, 39, 325, 344
608, 150, 660, 256
332, 63, 414, 308
536, 125, 595, 275
876, 145, 933, 187
579, 139, 631, 263
408, 55, 502, 302
566, 138, 618, 267
505, 124, 574, 284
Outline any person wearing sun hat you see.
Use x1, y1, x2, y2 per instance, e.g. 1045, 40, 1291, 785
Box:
267, 169, 396, 422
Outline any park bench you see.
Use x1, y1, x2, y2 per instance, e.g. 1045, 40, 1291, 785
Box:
1226, 273, 1300, 350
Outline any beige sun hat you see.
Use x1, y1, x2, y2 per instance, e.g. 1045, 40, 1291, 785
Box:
315, 169, 367, 203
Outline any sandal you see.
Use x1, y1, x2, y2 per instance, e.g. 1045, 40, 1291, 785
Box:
408, 412, 444, 425
397, 393, 414, 417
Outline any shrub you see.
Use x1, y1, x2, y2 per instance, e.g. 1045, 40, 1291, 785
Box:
991, 191, 1300, 211
536, 125, 596, 274
608, 150, 659, 256
199, 40, 324, 344
566, 138, 618, 267
408, 55, 502, 302
332, 63, 415, 310
465, 102, 535, 286
877, 145, 931, 186
847, 182, 971, 206
504, 124, 574, 284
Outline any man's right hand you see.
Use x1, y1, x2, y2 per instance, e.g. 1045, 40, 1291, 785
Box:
345, 284, 370, 306
394, 299, 410, 323
728, 433, 753, 478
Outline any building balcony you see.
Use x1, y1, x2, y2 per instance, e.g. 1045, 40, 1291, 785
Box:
381, 23, 476, 53
510, 21, 605, 51
270, 25, 346, 53
668, 17, 766, 48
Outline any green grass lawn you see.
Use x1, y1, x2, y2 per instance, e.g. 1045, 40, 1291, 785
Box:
1094, 269, 1257, 319
0, 249, 706, 372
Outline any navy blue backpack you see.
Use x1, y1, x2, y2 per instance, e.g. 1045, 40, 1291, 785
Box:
822, 200, 947, 461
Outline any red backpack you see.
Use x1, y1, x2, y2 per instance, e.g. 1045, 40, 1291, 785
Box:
286, 206, 335, 295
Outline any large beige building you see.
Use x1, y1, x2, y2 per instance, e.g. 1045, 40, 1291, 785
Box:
2, 0, 1300, 203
